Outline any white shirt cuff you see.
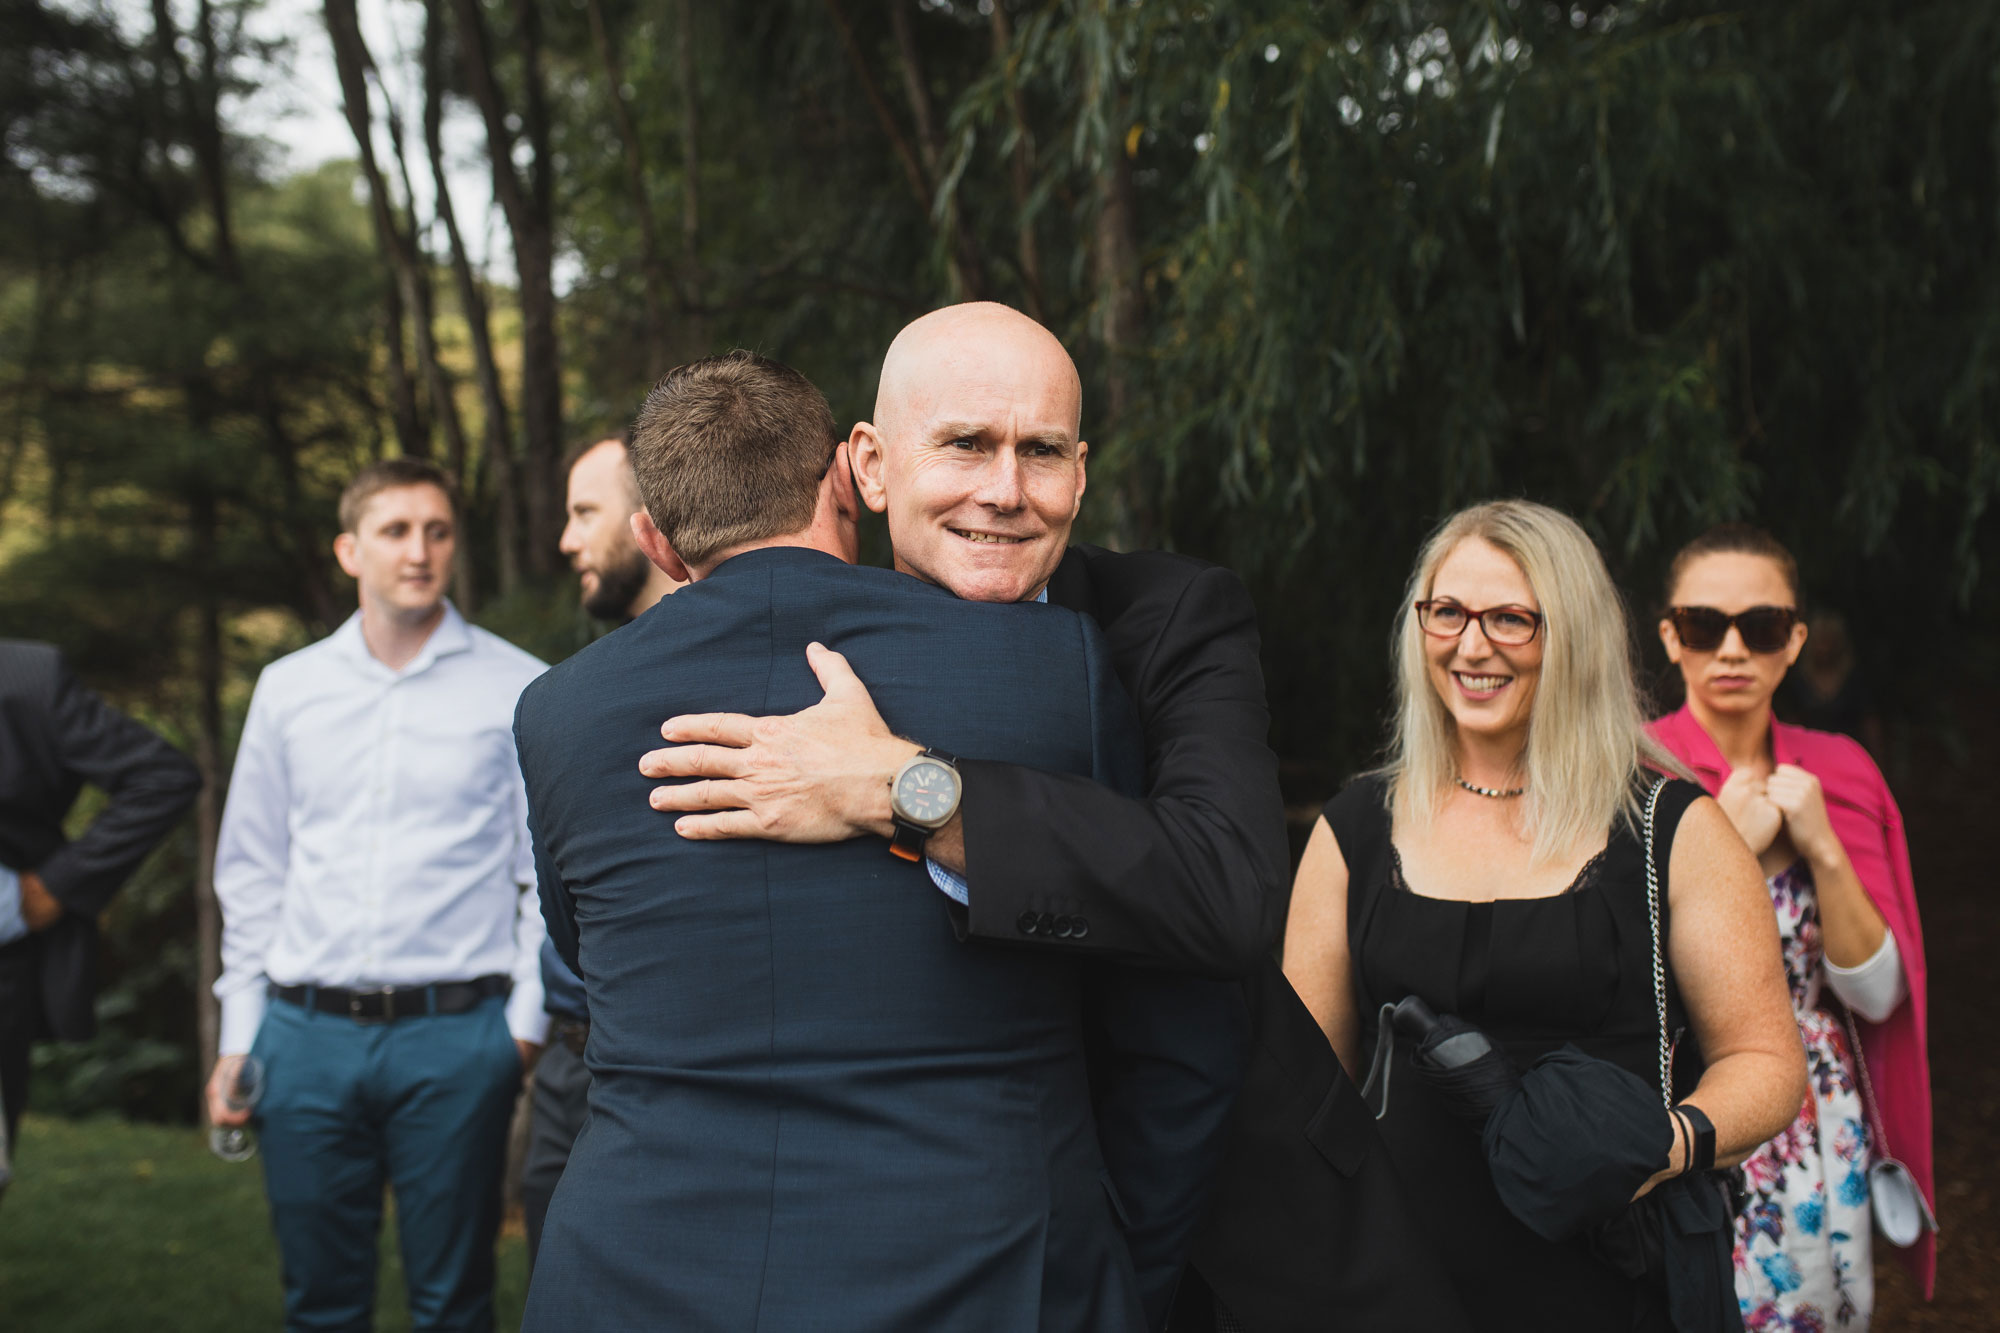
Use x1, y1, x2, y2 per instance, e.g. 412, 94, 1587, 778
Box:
0, 867, 25, 948
217, 985, 268, 1057
1826, 930, 1907, 1025
507, 985, 551, 1046
927, 857, 969, 906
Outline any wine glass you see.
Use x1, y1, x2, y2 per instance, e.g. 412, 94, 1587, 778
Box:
208, 1054, 266, 1163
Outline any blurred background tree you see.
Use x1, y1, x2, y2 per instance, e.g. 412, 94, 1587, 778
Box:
1, 0, 1995, 1124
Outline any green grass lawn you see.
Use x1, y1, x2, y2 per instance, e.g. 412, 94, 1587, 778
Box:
0, 1115, 529, 1331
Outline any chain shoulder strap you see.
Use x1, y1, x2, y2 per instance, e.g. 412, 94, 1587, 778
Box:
1641, 777, 1671, 1108
1840, 1004, 1890, 1163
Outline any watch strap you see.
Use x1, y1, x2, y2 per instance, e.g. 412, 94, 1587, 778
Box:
1677, 1103, 1717, 1174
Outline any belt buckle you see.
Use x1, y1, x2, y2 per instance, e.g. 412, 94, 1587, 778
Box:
348, 985, 396, 1025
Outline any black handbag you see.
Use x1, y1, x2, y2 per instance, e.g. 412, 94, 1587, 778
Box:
1578, 778, 1745, 1333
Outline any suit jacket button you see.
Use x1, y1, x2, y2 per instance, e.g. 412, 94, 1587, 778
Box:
1037, 912, 1057, 935
1071, 917, 1089, 939
1053, 915, 1074, 938
1017, 912, 1040, 935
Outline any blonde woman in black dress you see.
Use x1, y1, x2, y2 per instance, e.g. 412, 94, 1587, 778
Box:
1283, 501, 1806, 1331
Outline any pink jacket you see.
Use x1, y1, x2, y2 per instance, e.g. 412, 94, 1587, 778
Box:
1649, 704, 1935, 1295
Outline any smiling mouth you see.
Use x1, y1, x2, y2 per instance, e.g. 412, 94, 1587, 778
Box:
1454, 672, 1511, 694
950, 529, 1028, 545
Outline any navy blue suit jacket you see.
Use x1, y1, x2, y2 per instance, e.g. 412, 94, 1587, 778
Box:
518, 548, 1189, 1331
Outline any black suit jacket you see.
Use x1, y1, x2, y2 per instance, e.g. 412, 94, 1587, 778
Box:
0, 641, 201, 1040
946, 551, 1463, 1331
957, 545, 1290, 975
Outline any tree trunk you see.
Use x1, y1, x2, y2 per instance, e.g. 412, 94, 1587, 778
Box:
887, 0, 984, 299
379, 280, 425, 457
1094, 126, 1151, 545
676, 0, 704, 355
452, 0, 561, 572
1094, 153, 1142, 421
585, 0, 672, 367
190, 487, 225, 1115
327, 0, 455, 463
988, 2, 1044, 320
425, 0, 520, 597
819, 1, 932, 221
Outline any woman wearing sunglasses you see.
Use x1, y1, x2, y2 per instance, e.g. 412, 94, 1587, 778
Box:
1282, 501, 1804, 1331
1650, 524, 1934, 1327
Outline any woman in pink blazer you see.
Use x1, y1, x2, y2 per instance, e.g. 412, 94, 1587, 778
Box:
1651, 524, 1934, 1328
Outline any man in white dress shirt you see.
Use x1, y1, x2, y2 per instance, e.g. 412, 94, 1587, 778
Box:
204, 458, 548, 1333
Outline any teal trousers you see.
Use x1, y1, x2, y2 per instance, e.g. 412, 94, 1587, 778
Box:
251, 994, 522, 1333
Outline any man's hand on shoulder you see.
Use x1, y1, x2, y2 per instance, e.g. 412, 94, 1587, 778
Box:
640, 643, 920, 844
20, 870, 62, 931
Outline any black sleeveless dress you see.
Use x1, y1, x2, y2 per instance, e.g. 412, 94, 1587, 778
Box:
1325, 773, 1705, 1333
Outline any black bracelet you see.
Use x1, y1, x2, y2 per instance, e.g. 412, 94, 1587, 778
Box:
1676, 1103, 1717, 1174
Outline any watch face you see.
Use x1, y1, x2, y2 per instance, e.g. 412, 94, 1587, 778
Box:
894, 759, 960, 827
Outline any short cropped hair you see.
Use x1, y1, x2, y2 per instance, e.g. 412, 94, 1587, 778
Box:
338, 458, 458, 533
561, 428, 634, 479
628, 351, 838, 568
1663, 523, 1800, 607
562, 432, 642, 509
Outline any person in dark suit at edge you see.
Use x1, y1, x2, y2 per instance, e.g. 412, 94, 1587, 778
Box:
517, 350, 1220, 1330
0, 641, 201, 1195
520, 431, 685, 1266
644, 303, 1470, 1332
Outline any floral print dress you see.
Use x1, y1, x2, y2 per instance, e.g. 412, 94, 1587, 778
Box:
1734, 860, 1874, 1331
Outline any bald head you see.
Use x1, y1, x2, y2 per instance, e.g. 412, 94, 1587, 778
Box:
874, 302, 1082, 443
852, 303, 1088, 605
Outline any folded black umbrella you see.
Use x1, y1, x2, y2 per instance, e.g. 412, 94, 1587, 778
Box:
1481, 1044, 1674, 1243
1363, 995, 1523, 1126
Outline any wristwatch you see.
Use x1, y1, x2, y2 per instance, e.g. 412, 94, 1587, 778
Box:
1676, 1103, 1717, 1174
888, 747, 962, 862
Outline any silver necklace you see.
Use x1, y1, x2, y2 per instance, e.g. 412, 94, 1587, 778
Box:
1456, 776, 1525, 799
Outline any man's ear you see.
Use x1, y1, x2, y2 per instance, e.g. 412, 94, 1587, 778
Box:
631, 511, 694, 584
1072, 438, 1088, 518
848, 423, 891, 515
830, 441, 862, 523
333, 531, 361, 580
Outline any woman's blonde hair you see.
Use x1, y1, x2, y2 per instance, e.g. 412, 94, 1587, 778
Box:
1386, 500, 1690, 862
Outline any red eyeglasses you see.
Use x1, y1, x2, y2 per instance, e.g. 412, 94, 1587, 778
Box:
1415, 601, 1543, 646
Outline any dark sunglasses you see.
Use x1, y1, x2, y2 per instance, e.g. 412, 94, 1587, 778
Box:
1668, 605, 1798, 654
1415, 600, 1543, 646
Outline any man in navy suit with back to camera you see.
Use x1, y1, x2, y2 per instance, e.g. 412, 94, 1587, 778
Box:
515, 349, 1221, 1330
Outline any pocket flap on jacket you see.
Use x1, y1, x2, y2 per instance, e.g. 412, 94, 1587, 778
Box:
1303, 1073, 1370, 1179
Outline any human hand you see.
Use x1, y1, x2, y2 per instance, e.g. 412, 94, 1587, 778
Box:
515, 1039, 542, 1075
205, 1055, 252, 1127
1716, 768, 1782, 856
19, 871, 61, 931
639, 643, 919, 843
1630, 1109, 1691, 1201
1765, 765, 1839, 866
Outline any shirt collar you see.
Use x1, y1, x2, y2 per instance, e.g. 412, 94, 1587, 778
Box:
330, 600, 473, 680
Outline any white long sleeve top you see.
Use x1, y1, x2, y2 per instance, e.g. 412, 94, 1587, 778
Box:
212, 603, 549, 1054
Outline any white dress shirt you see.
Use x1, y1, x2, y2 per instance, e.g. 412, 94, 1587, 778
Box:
213, 603, 549, 1054
0, 867, 22, 947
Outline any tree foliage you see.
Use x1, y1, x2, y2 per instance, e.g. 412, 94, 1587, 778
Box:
2, 0, 1995, 1118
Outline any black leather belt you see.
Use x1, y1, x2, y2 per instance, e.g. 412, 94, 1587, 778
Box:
268, 975, 511, 1024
